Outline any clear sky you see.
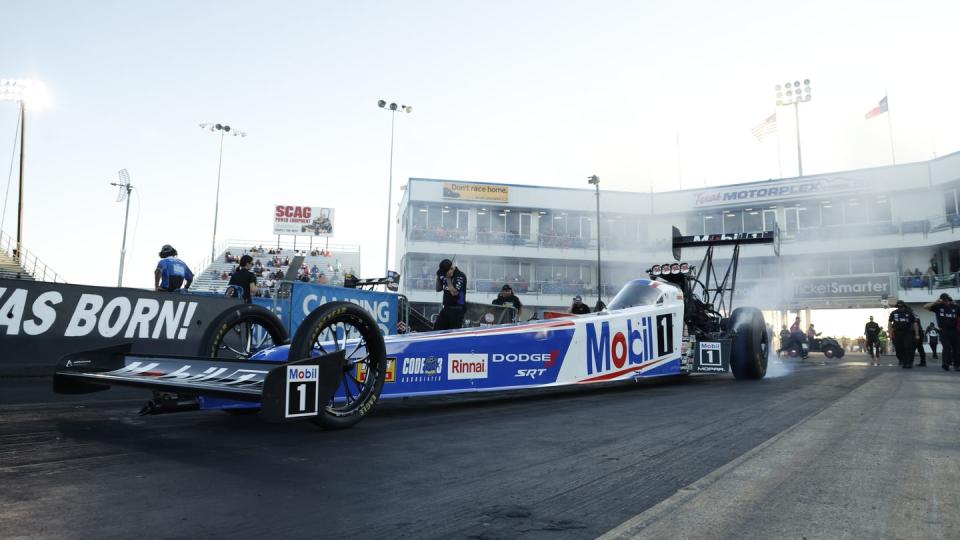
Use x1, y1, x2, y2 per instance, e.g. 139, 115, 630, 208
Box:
2, 0, 959, 320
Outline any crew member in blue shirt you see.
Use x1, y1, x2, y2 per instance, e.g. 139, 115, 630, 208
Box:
154, 244, 194, 292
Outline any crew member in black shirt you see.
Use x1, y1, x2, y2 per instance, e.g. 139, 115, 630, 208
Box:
888, 300, 919, 368
228, 254, 259, 303
864, 316, 881, 366
434, 259, 467, 330
492, 283, 523, 322
570, 295, 592, 315
924, 293, 959, 371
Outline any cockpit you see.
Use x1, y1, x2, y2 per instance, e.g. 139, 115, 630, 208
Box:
606, 279, 679, 310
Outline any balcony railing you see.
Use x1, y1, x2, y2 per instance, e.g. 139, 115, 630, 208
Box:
403, 276, 620, 297
0, 229, 66, 283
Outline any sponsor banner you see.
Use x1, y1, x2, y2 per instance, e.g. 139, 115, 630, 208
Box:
793, 274, 894, 299
292, 282, 398, 336
442, 182, 509, 202
0, 280, 240, 368
273, 205, 335, 237
448, 353, 489, 380
694, 176, 866, 207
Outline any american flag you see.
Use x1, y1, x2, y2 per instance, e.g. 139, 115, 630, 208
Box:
751, 113, 777, 141
864, 96, 888, 119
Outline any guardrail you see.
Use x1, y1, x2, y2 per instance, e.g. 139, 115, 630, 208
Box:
0, 229, 66, 283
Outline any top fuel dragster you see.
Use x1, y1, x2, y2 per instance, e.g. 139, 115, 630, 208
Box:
53, 226, 778, 429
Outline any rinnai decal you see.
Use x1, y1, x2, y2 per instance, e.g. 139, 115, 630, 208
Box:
0, 288, 199, 340
272, 205, 335, 237
400, 356, 443, 382
448, 354, 489, 380
585, 315, 675, 375
694, 177, 866, 207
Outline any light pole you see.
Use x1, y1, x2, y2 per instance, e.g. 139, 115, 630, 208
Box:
199, 122, 247, 262
775, 79, 812, 176
377, 99, 412, 275
110, 169, 134, 287
0, 79, 46, 262
588, 175, 601, 307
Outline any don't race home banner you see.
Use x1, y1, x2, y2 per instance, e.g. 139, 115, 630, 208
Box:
0, 279, 241, 369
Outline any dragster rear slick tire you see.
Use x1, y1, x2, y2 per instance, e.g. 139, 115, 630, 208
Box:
288, 301, 387, 430
729, 307, 768, 380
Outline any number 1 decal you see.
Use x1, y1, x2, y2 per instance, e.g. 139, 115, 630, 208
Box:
656, 314, 674, 356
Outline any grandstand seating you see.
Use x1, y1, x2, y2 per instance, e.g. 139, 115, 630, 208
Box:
0, 250, 33, 281
194, 242, 361, 297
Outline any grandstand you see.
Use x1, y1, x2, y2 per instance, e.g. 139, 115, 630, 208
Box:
193, 240, 361, 297
0, 229, 66, 282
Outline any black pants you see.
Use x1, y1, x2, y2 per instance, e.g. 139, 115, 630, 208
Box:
915, 339, 926, 364
434, 306, 465, 331
930, 338, 939, 359
866, 338, 880, 358
893, 331, 915, 367
941, 330, 958, 369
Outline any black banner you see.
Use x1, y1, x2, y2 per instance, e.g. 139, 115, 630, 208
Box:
0, 279, 243, 372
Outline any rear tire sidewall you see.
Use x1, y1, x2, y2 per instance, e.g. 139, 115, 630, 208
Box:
289, 301, 386, 429
730, 307, 768, 380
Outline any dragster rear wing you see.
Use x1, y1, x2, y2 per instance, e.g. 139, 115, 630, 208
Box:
53, 345, 344, 423
671, 224, 780, 261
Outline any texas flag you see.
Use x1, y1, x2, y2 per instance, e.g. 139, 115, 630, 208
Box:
864, 96, 888, 119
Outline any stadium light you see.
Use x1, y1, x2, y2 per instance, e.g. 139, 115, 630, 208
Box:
377, 99, 413, 275
1, 79, 49, 263
774, 79, 812, 176
199, 122, 247, 262
109, 169, 134, 287
588, 175, 602, 308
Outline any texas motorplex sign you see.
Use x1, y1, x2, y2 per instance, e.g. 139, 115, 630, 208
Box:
273, 205, 335, 237
793, 274, 894, 300
694, 176, 866, 207
442, 182, 509, 203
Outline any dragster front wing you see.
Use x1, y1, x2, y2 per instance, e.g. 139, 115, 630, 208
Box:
53, 345, 344, 422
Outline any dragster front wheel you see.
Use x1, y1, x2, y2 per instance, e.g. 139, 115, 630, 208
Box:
729, 307, 768, 380
199, 304, 289, 359
288, 301, 387, 429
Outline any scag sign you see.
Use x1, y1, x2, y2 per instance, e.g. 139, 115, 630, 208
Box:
273, 205, 335, 237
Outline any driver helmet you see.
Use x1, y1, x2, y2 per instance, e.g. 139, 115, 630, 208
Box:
159, 244, 177, 258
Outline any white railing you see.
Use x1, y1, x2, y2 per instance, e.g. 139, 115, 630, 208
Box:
0, 229, 66, 283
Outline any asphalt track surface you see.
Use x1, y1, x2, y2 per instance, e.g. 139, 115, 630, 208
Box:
0, 354, 953, 539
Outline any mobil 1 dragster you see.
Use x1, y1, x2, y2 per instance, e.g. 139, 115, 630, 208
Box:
53, 226, 778, 429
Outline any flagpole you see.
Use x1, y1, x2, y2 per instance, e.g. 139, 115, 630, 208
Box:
676, 130, 683, 190
885, 90, 896, 164
775, 116, 783, 178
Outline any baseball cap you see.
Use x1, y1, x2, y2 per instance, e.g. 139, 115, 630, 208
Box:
573, 295, 582, 301
501, 284, 512, 291
438, 259, 453, 273
895, 300, 906, 307
940, 293, 953, 302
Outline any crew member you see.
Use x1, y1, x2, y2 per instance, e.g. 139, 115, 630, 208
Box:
227, 254, 259, 302
807, 324, 821, 341
864, 316, 881, 366
924, 293, 959, 371
154, 244, 194, 292
492, 284, 523, 322
570, 295, 591, 315
888, 300, 918, 368
927, 322, 940, 360
434, 259, 467, 330
778, 325, 791, 353
914, 318, 927, 367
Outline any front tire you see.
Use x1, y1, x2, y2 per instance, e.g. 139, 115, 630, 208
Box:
729, 307, 768, 380
288, 301, 386, 429
199, 304, 289, 359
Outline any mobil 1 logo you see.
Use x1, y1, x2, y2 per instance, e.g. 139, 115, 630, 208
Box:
286, 365, 319, 418
696, 341, 726, 373
656, 314, 674, 357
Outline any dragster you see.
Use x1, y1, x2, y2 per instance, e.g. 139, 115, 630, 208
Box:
52, 226, 779, 429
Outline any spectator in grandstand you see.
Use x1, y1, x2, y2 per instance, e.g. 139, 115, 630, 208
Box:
154, 245, 193, 292
492, 284, 523, 322
311, 264, 319, 276
226, 255, 258, 302
570, 295, 591, 315
317, 273, 329, 285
